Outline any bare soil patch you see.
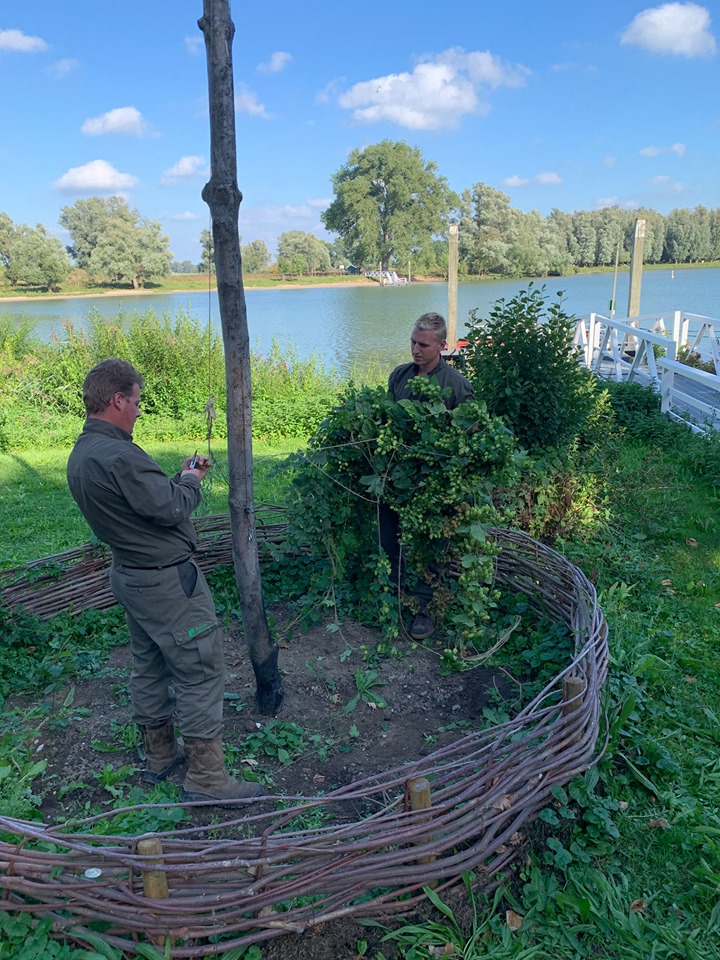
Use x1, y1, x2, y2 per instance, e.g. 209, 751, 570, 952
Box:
21, 607, 520, 957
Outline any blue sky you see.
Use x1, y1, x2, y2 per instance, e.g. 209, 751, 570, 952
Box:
1, 1, 718, 263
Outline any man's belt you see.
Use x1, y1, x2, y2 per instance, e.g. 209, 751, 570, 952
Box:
119, 556, 192, 571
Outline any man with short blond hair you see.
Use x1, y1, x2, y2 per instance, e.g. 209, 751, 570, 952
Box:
382, 313, 474, 640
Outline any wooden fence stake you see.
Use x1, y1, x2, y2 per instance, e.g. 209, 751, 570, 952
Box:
408, 777, 436, 868
562, 675, 585, 744
137, 834, 168, 947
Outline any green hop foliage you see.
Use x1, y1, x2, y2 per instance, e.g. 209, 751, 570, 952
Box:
278, 378, 518, 649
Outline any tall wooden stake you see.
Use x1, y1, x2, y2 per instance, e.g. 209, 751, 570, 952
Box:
447, 222, 459, 349
627, 218, 646, 319
199, 0, 283, 715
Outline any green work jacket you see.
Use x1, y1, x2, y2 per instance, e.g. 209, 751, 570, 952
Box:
67, 418, 201, 568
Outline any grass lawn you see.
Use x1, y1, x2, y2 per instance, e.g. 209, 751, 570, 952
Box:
0, 438, 300, 567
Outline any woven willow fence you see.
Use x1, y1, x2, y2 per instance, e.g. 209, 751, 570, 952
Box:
0, 521, 608, 958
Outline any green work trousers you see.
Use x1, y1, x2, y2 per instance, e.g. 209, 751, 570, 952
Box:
109, 559, 225, 739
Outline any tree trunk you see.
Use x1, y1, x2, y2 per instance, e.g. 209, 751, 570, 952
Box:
198, 0, 283, 716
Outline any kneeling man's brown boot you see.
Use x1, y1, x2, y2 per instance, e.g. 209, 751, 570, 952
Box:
139, 718, 185, 784
180, 736, 263, 803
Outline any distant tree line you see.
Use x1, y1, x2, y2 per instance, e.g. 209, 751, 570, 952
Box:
0, 197, 173, 291
320, 140, 720, 278
3, 139, 720, 292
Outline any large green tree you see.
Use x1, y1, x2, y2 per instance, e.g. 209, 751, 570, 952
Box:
199, 227, 215, 273
58, 197, 135, 269
59, 197, 171, 288
321, 140, 457, 272
459, 183, 516, 275
4, 223, 71, 291
276, 230, 331, 275
0, 212, 13, 273
87, 218, 172, 289
242, 238, 271, 273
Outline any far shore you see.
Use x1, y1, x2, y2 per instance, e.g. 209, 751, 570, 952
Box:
1, 261, 712, 305
0, 276, 385, 304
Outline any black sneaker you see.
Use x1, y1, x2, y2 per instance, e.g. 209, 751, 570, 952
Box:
409, 611, 434, 640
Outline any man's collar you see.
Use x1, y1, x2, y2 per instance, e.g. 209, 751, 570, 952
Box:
414, 356, 445, 377
84, 417, 133, 442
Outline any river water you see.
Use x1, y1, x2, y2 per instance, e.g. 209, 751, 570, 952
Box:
2, 267, 718, 374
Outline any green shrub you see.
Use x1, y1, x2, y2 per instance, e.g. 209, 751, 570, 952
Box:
0, 313, 342, 449
0, 313, 37, 360
278, 378, 518, 647
602, 379, 668, 441
458, 285, 595, 453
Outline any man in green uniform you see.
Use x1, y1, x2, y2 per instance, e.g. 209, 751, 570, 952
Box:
382, 312, 474, 640
67, 358, 261, 804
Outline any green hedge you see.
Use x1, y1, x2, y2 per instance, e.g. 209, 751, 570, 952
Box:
0, 310, 342, 450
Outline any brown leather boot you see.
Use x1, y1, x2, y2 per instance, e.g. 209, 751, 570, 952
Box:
180, 736, 263, 803
139, 718, 185, 784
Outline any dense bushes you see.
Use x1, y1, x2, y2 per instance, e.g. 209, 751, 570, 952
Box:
275, 379, 518, 649
0, 311, 342, 450
459, 285, 595, 453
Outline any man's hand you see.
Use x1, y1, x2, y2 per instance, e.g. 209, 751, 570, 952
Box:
181, 453, 211, 481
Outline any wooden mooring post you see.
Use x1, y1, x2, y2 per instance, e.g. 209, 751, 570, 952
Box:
447, 222, 459, 349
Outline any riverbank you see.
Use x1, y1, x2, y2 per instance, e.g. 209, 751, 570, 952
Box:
3, 260, 715, 304
0, 274, 383, 303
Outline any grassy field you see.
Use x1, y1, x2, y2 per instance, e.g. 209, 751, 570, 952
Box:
0, 439, 299, 567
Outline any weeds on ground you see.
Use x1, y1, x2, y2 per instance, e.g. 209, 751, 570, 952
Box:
1, 377, 720, 957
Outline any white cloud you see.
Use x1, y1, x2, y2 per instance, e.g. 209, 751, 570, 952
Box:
184, 35, 203, 55
316, 78, 345, 105
596, 196, 640, 209
604, 156, 617, 167
0, 28, 47, 52
238, 199, 330, 250
337, 47, 530, 131
501, 172, 562, 187
639, 142, 686, 156
82, 106, 151, 137
258, 51, 292, 73
235, 83, 271, 118
46, 58, 79, 79
170, 211, 202, 221
54, 159, 138, 193
550, 62, 599, 74
648, 174, 686, 191
621, 2, 716, 58
161, 155, 208, 185
536, 171, 563, 185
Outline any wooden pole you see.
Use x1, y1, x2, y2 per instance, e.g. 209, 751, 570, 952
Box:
408, 777, 435, 867
627, 218, 646, 319
562, 675, 585, 745
609, 241, 620, 319
137, 835, 168, 947
199, 0, 283, 715
447, 222, 459, 350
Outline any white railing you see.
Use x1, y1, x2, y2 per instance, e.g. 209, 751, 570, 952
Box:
682, 314, 720, 376
575, 309, 720, 433
659, 358, 720, 433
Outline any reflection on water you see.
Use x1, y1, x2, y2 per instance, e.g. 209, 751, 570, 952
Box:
2, 268, 718, 376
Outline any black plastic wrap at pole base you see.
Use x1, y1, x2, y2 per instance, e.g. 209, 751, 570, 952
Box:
254, 646, 285, 716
